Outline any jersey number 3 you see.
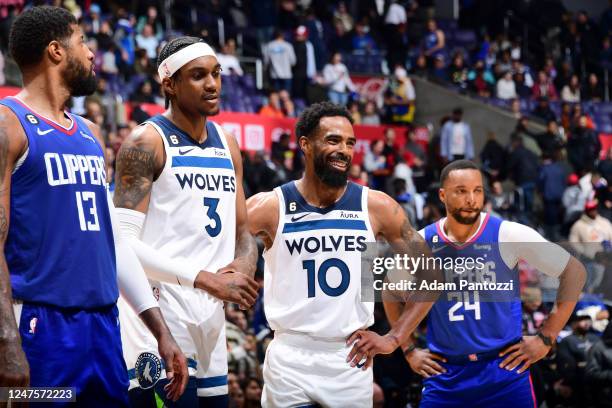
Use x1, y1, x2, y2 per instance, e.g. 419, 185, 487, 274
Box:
303, 258, 350, 298
203, 197, 221, 237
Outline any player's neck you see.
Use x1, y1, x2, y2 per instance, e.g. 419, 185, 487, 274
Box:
443, 214, 482, 244
297, 173, 347, 208
18, 74, 72, 125
165, 106, 208, 144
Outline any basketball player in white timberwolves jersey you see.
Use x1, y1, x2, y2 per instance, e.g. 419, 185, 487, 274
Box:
247, 102, 436, 407
112, 37, 259, 407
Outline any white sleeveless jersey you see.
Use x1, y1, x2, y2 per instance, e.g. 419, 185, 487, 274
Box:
142, 115, 236, 321
263, 181, 376, 338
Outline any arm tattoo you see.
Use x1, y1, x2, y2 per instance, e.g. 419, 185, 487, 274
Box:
114, 146, 155, 209
0, 115, 19, 343
235, 227, 258, 278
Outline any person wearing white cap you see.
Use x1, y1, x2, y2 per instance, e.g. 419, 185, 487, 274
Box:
113, 36, 259, 407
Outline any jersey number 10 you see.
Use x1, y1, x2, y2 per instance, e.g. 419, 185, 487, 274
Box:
303, 258, 350, 298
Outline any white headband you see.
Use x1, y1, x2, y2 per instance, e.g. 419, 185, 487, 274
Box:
157, 42, 217, 79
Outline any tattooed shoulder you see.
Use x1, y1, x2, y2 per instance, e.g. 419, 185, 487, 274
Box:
113, 139, 157, 209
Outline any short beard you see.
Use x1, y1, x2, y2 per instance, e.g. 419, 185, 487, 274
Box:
313, 151, 350, 188
449, 208, 482, 225
64, 55, 97, 97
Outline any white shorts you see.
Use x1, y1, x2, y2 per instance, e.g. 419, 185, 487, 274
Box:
262, 332, 373, 408
118, 282, 228, 397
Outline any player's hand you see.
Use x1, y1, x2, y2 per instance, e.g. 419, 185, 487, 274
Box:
196, 269, 259, 309
499, 336, 551, 374
405, 348, 447, 378
346, 330, 399, 370
157, 333, 188, 402
0, 340, 29, 387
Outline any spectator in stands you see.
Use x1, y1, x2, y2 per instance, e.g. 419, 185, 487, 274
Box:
278, 90, 296, 118
83, 3, 102, 36
538, 153, 567, 240
529, 120, 565, 159
389, 66, 416, 124
135, 23, 159, 60
468, 60, 494, 97
571, 104, 596, 130
532, 97, 557, 123
361, 101, 381, 125
131, 80, 156, 104
363, 139, 391, 191
563, 173, 589, 235
532, 71, 559, 100
521, 286, 547, 335
496, 70, 517, 100
598, 147, 612, 182
480, 131, 506, 182
514, 72, 532, 99
136, 6, 163, 40
322, 52, 356, 106
510, 99, 522, 119
348, 100, 361, 124
567, 116, 602, 174
555, 60, 573, 93
507, 135, 540, 224
585, 321, 612, 405
601, 36, 612, 66
352, 21, 377, 53
333, 1, 354, 33
383, 0, 408, 69
569, 200, 612, 293
263, 30, 296, 93
489, 181, 513, 220
561, 74, 581, 102
217, 38, 244, 76
411, 53, 429, 78
440, 108, 474, 162
244, 377, 263, 408
423, 18, 445, 65
431, 54, 447, 84
259, 90, 285, 118
292, 25, 316, 99
382, 127, 401, 166
582, 73, 604, 102
448, 52, 469, 90
557, 312, 601, 406
348, 164, 368, 186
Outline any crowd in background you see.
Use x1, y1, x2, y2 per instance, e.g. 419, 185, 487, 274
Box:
1, 1, 612, 407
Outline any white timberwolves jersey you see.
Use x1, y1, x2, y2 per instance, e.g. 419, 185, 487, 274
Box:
263, 181, 376, 338
144, 115, 236, 317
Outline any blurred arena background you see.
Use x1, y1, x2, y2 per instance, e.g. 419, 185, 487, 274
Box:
1, 0, 611, 406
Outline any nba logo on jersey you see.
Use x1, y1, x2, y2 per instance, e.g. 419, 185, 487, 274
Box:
134, 352, 162, 389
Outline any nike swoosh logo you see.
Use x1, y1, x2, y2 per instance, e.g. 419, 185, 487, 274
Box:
432, 245, 448, 253
179, 148, 195, 155
37, 128, 54, 135
80, 131, 96, 143
291, 213, 311, 222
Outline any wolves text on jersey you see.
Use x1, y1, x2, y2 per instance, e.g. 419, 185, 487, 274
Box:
175, 172, 236, 192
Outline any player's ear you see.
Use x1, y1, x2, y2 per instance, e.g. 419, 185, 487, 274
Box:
438, 187, 446, 204
298, 136, 310, 154
161, 76, 178, 105
47, 40, 65, 64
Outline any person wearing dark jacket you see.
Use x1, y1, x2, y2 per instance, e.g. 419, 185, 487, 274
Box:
507, 135, 540, 224
528, 120, 565, 159
568, 116, 602, 174
585, 321, 612, 406
480, 131, 506, 182
557, 313, 601, 407
538, 154, 567, 240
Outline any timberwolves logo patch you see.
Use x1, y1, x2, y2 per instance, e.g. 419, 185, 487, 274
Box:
135, 352, 162, 389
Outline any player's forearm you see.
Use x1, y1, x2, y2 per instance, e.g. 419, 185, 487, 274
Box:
0, 256, 19, 342
386, 301, 434, 349
138, 307, 173, 342
541, 256, 586, 339
234, 226, 258, 278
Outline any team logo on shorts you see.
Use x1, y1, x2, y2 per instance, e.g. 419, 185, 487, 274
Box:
29, 317, 38, 334
135, 352, 162, 389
